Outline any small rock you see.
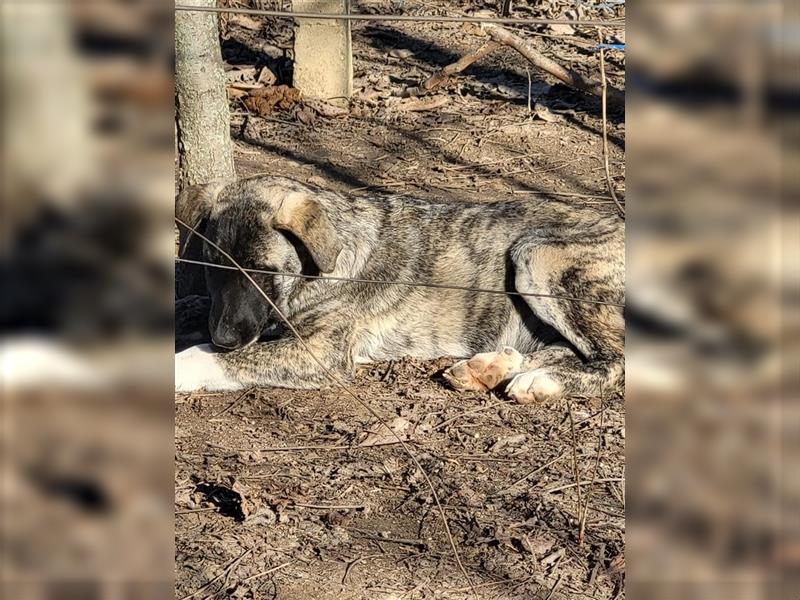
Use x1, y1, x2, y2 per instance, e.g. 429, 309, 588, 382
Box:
388, 49, 415, 59
257, 66, 276, 86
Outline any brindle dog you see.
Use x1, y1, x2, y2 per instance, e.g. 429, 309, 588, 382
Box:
175, 175, 624, 402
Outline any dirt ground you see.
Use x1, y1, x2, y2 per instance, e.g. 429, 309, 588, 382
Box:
176, 1, 625, 598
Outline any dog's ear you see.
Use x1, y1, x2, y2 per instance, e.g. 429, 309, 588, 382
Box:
175, 179, 232, 227
274, 192, 342, 273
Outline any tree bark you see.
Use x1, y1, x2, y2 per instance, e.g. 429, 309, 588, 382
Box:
175, 0, 236, 190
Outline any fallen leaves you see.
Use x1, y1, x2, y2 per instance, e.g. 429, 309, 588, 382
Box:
358, 417, 415, 447
243, 85, 302, 116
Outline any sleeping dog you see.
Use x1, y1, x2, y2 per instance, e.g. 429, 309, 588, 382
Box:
175, 175, 624, 402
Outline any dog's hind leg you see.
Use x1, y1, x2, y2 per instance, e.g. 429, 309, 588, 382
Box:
443, 227, 624, 402
504, 230, 625, 402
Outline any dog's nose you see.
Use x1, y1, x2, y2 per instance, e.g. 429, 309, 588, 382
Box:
211, 325, 245, 350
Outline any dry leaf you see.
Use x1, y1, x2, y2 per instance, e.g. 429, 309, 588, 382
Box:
607, 554, 625, 574
548, 23, 576, 36
359, 417, 414, 447
229, 14, 262, 31
244, 85, 301, 116
396, 96, 449, 112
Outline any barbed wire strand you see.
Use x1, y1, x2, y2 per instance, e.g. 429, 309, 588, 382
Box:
175, 256, 625, 308
175, 4, 624, 28
174, 217, 477, 594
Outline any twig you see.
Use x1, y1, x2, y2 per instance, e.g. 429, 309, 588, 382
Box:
260, 444, 353, 452
432, 400, 505, 431
546, 477, 623, 494
209, 388, 250, 419
588, 543, 606, 587
544, 574, 563, 600
178, 546, 253, 600
490, 452, 567, 497
351, 532, 429, 548
241, 560, 292, 582
509, 190, 613, 200
341, 552, 406, 584
566, 398, 584, 529
598, 36, 625, 218
175, 218, 477, 594
403, 41, 500, 97
526, 66, 533, 116
482, 23, 624, 105
176, 507, 217, 515
293, 503, 365, 510
444, 574, 532, 594
578, 394, 605, 545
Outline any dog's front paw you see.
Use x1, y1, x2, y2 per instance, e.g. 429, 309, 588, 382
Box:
175, 344, 241, 393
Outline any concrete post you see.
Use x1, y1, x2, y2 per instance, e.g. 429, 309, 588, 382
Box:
292, 0, 353, 104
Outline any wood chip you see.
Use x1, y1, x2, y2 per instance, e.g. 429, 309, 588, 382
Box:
396, 96, 449, 112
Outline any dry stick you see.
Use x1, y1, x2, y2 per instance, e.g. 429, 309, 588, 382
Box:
598, 38, 626, 218
259, 444, 355, 452
482, 23, 625, 106
179, 546, 254, 600
566, 398, 584, 534
209, 388, 250, 419
490, 451, 568, 497
578, 394, 605, 546
546, 477, 624, 494
403, 41, 500, 97
431, 400, 505, 431
174, 218, 476, 594
294, 503, 365, 510
242, 561, 292, 583
445, 574, 533, 594
544, 573, 564, 600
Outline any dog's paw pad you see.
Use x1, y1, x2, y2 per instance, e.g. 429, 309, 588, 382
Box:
443, 359, 488, 391
444, 347, 524, 391
506, 369, 564, 403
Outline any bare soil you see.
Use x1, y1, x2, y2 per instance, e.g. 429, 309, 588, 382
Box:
176, 1, 625, 598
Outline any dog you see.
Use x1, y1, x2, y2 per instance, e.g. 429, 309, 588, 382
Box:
175, 175, 624, 402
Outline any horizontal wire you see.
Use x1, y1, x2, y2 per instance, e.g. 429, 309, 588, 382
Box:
175, 256, 624, 308
174, 5, 624, 28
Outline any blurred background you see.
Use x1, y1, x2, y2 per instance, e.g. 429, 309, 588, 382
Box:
1, 1, 175, 598
626, 1, 796, 599
0, 0, 796, 598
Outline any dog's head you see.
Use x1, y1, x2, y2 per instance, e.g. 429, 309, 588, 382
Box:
178, 176, 342, 351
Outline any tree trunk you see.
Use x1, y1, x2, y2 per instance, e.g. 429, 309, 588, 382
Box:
175, 0, 235, 190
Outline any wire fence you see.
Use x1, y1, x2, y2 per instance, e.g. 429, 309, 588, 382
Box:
175, 256, 625, 308
174, 4, 624, 28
